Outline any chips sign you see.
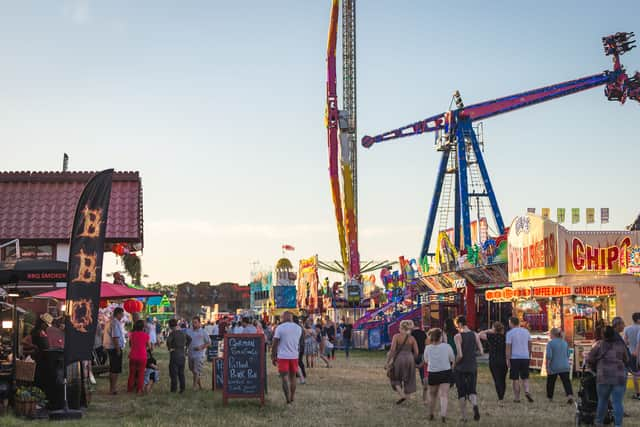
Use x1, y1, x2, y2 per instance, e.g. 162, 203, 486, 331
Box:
564, 233, 633, 275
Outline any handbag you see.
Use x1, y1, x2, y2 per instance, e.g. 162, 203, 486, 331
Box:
386, 335, 409, 379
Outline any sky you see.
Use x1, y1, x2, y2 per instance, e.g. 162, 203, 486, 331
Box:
1, 1, 640, 286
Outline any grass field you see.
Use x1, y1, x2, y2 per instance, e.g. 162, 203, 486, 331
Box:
4, 348, 640, 426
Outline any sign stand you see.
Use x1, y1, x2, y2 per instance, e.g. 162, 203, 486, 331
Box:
222, 334, 265, 406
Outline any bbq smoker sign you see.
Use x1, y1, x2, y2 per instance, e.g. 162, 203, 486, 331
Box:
64, 170, 114, 366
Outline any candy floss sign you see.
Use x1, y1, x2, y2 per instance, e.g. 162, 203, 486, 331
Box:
563, 231, 636, 275
508, 215, 559, 281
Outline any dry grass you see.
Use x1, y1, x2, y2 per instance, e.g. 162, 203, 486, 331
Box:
3, 348, 640, 426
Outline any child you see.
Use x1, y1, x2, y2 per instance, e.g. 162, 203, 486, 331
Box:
320, 333, 332, 368
144, 349, 160, 394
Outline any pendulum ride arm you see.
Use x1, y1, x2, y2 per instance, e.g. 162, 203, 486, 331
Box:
362, 32, 639, 148
326, 0, 350, 273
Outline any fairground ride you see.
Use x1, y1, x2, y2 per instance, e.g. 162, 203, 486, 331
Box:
362, 31, 639, 322
326, 0, 370, 282
363, 31, 640, 259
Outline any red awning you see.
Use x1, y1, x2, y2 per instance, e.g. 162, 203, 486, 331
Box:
36, 282, 160, 300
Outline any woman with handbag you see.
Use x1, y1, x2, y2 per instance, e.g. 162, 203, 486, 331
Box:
587, 325, 628, 427
385, 320, 418, 404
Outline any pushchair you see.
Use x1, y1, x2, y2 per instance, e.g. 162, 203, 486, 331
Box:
575, 367, 614, 426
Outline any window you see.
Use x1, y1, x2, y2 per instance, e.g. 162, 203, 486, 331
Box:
0, 244, 54, 261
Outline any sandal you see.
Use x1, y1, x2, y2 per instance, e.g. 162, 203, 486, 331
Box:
396, 398, 406, 405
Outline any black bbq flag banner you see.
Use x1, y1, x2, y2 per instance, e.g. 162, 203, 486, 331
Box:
64, 169, 114, 366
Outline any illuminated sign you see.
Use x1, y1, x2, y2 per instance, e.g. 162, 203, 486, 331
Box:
508, 215, 559, 281
573, 285, 615, 296
570, 236, 631, 273
485, 286, 571, 302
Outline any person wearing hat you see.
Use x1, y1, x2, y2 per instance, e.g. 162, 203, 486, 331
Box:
31, 313, 52, 389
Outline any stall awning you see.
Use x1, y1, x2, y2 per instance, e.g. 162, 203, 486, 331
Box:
35, 282, 160, 300
416, 263, 509, 294
0, 259, 68, 285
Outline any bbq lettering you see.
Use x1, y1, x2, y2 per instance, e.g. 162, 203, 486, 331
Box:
78, 206, 103, 238
73, 248, 98, 284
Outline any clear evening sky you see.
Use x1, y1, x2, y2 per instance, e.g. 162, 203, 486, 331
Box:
2, 1, 639, 285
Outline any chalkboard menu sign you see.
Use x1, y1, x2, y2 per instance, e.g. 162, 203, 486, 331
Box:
212, 357, 224, 391
207, 336, 222, 361
223, 334, 265, 405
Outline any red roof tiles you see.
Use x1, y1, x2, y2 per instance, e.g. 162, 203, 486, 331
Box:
0, 171, 143, 245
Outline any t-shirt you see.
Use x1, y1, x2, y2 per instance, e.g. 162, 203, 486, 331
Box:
186, 327, 211, 359
342, 324, 353, 340
146, 356, 157, 369
129, 331, 149, 361
411, 329, 427, 356
424, 343, 455, 373
242, 325, 258, 334
204, 324, 215, 335
274, 322, 302, 359
506, 327, 531, 359
623, 324, 640, 352
167, 329, 191, 359
212, 324, 220, 335
546, 338, 570, 374
104, 318, 125, 350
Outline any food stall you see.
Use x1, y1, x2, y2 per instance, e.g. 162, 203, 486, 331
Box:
502, 214, 640, 370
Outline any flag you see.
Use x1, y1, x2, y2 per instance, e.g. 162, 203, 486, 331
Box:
527, 208, 536, 214
541, 208, 550, 220
64, 169, 114, 366
601, 208, 609, 224
282, 244, 295, 251
572, 208, 580, 224
557, 208, 566, 223
586, 208, 595, 224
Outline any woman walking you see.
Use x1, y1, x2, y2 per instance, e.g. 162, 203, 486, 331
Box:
587, 325, 628, 427
304, 319, 317, 368
479, 321, 508, 401
128, 320, 150, 394
443, 318, 458, 358
386, 320, 418, 404
545, 328, 574, 404
424, 328, 455, 422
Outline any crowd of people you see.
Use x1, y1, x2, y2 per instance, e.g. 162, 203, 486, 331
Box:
20, 306, 640, 426
383, 313, 640, 426
270, 312, 353, 404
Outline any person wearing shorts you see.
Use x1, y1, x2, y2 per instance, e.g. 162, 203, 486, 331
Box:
506, 316, 533, 403
423, 328, 455, 422
186, 317, 210, 390
453, 316, 483, 422
103, 307, 125, 395
271, 311, 302, 404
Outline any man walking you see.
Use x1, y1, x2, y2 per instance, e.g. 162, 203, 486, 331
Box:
453, 315, 483, 422
271, 311, 302, 404
103, 307, 125, 395
506, 316, 533, 403
624, 312, 640, 399
411, 319, 427, 383
186, 316, 211, 390
341, 318, 354, 359
166, 318, 191, 393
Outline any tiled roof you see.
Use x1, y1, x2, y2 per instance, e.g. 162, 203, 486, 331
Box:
0, 171, 143, 245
